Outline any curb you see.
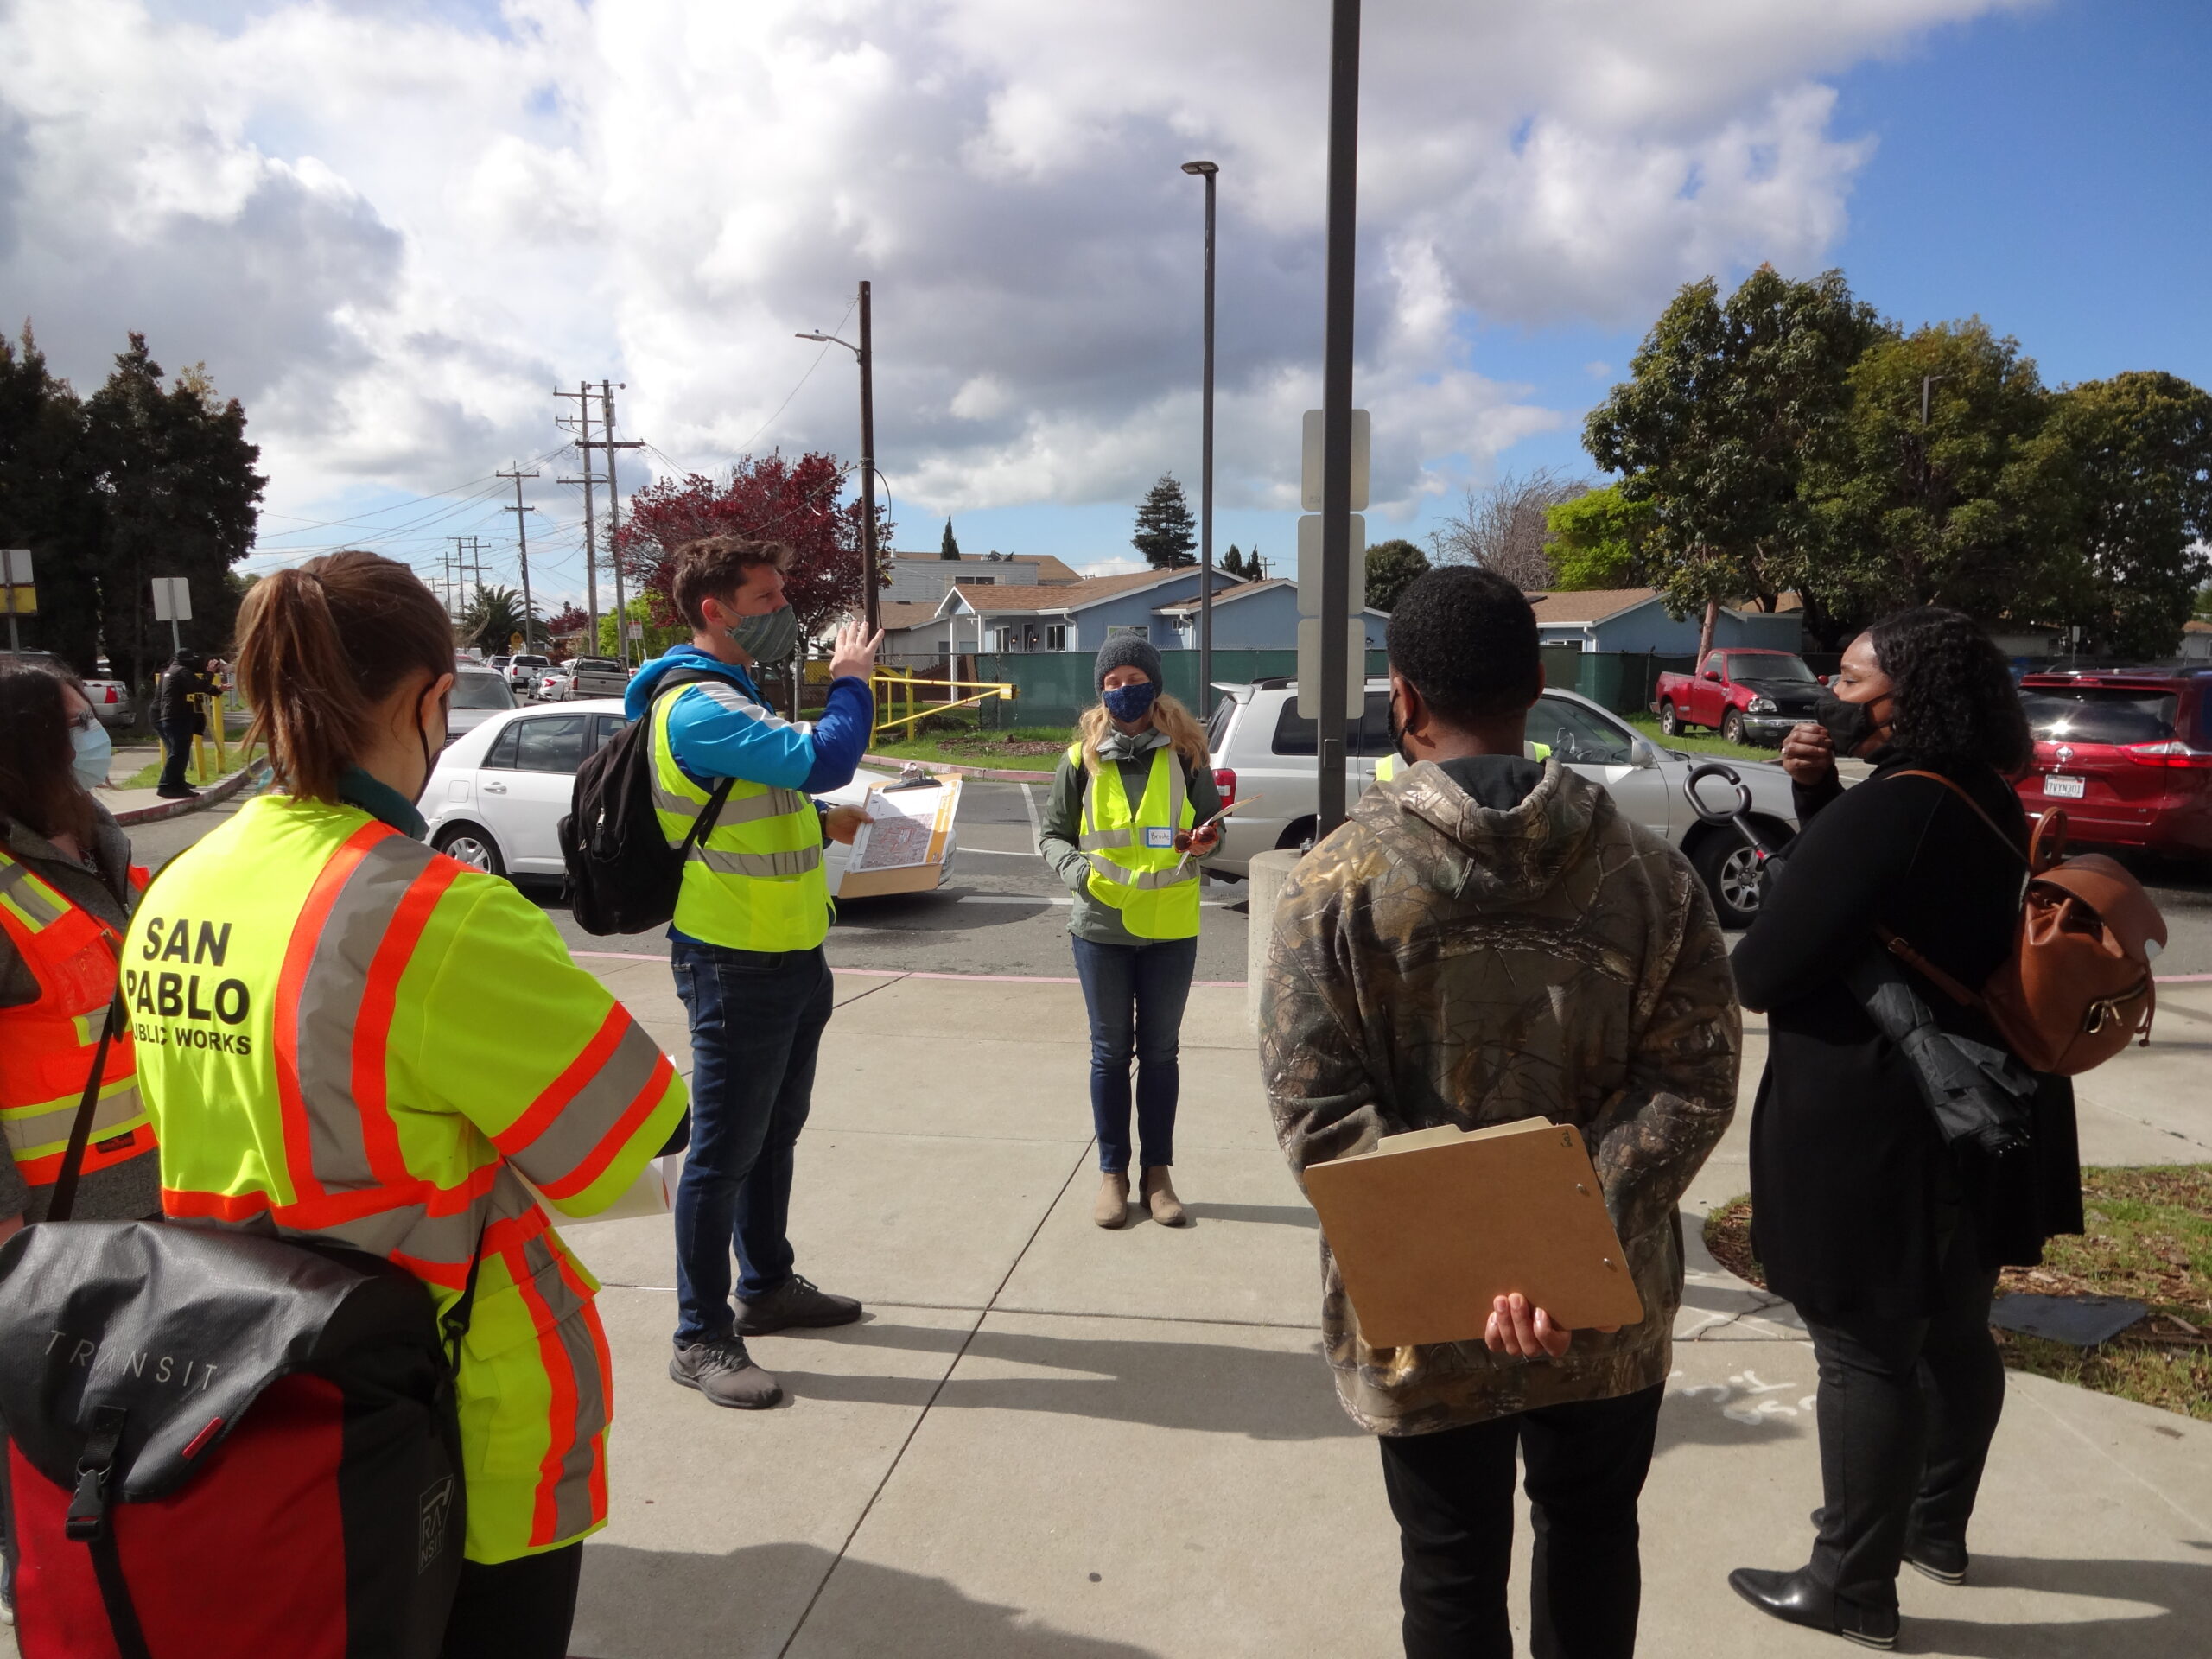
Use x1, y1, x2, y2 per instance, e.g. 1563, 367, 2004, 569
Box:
861, 752, 1056, 783
111, 758, 274, 827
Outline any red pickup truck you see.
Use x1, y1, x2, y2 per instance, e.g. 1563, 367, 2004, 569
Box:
1655, 648, 1826, 746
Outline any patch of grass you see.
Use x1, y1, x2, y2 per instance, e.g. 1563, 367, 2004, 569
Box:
864, 728, 1071, 772
1624, 712, 1777, 759
1703, 1169, 2212, 1421
112, 741, 263, 792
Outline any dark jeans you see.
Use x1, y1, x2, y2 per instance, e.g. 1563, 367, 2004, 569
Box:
1378, 1384, 1663, 1659
441, 1541, 582, 1659
156, 718, 196, 792
669, 940, 833, 1343
1069, 933, 1196, 1173
1800, 1217, 2006, 1611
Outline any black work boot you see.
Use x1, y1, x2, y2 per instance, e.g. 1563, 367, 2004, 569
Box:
734, 1274, 863, 1336
1728, 1566, 1899, 1650
670, 1337, 783, 1409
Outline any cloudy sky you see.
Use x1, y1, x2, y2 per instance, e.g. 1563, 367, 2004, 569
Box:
3, 0, 2205, 605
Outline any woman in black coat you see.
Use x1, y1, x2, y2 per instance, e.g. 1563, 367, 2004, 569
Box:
1726, 607, 2081, 1651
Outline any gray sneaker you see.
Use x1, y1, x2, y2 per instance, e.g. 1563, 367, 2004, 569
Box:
670, 1337, 783, 1409
734, 1274, 863, 1335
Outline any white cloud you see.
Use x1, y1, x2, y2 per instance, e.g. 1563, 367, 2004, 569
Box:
0, 0, 2030, 544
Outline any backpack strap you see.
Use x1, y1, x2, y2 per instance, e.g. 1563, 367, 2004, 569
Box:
1872, 768, 2031, 1014
45, 991, 124, 1224
440, 1217, 492, 1378
1886, 769, 2036, 869
651, 670, 745, 852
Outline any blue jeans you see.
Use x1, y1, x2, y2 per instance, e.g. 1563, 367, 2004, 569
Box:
668, 940, 833, 1344
1070, 934, 1196, 1173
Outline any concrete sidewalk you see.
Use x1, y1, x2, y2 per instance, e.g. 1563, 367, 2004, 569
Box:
550, 963, 2212, 1659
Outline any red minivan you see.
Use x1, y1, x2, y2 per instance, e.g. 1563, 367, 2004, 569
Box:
2014, 669, 2212, 861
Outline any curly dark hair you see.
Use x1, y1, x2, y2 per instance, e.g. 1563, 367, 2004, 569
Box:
1866, 607, 2031, 773
1385, 567, 1541, 723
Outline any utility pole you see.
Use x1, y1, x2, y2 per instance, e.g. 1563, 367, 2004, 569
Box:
574, 382, 645, 666
858, 282, 880, 636
556, 382, 601, 652
499, 466, 541, 650
1182, 160, 1220, 720
1317, 0, 1361, 837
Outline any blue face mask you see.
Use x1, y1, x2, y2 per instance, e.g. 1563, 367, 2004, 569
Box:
1102, 681, 1160, 723
72, 718, 112, 791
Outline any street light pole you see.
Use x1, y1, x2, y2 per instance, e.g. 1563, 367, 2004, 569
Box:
798, 283, 882, 637
1181, 160, 1219, 721
1317, 0, 1361, 837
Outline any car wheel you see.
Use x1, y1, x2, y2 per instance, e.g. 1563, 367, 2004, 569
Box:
435, 824, 506, 878
1276, 817, 1319, 857
1721, 709, 1747, 746
1658, 701, 1681, 738
1693, 830, 1770, 930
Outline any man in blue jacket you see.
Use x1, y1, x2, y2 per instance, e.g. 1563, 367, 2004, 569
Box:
625, 534, 880, 1409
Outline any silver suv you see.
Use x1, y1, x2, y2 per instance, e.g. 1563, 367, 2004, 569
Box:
1205, 677, 1800, 926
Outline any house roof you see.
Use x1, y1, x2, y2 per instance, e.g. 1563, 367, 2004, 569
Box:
878, 601, 944, 634
1155, 577, 1388, 620
1524, 588, 1662, 626
2184, 619, 2212, 634
940, 569, 1206, 618
889, 552, 1083, 584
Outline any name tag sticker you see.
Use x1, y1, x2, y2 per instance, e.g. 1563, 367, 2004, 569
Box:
1143, 827, 1177, 849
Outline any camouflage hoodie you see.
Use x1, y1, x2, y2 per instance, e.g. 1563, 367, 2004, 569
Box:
1259, 757, 1739, 1435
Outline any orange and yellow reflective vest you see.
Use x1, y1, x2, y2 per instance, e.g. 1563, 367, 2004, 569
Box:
1068, 741, 1201, 941
128, 794, 687, 1564
0, 849, 151, 1205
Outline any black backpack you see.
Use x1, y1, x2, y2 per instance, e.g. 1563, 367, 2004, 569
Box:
0, 1004, 483, 1659
558, 670, 734, 936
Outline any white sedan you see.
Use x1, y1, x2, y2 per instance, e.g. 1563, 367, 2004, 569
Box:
421, 697, 956, 897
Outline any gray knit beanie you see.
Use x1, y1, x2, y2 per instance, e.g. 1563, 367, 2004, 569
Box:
1094, 632, 1165, 695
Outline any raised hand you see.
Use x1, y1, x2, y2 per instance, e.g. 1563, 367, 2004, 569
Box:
829, 621, 882, 684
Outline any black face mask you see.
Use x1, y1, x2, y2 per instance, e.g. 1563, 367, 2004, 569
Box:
1386, 692, 1411, 763
1814, 689, 1887, 755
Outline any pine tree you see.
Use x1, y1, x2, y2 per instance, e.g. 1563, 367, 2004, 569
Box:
1221, 543, 1244, 579
1131, 474, 1198, 569
940, 517, 961, 559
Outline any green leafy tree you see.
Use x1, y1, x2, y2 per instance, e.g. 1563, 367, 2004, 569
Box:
2195, 584, 2212, 621
84, 336, 264, 688
1131, 474, 1197, 569
0, 327, 102, 671
1586, 266, 1884, 659
1220, 543, 1245, 579
1363, 537, 1429, 611
595, 593, 687, 658
458, 583, 543, 654
939, 518, 961, 559
1544, 485, 1653, 591
2018, 372, 2212, 658
1801, 320, 2053, 644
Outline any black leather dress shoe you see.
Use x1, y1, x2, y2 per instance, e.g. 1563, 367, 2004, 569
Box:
1728, 1566, 1899, 1650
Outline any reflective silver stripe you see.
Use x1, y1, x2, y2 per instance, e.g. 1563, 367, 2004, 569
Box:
312, 1165, 538, 1281
655, 779, 810, 826
518, 1230, 607, 1540
1077, 830, 1137, 851
689, 679, 792, 732
0, 855, 69, 929
2, 1078, 143, 1159
505, 1013, 671, 1188
1081, 853, 1194, 892
690, 845, 823, 878
289, 834, 439, 1190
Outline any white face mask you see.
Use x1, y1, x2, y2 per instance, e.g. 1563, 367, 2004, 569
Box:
71, 718, 113, 791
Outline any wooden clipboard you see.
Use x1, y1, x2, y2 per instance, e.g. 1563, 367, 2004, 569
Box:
1302, 1116, 1643, 1348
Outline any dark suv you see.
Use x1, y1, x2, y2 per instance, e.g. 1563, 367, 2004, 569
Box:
2014, 668, 2212, 861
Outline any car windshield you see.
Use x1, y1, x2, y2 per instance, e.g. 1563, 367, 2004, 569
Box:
1527, 696, 1637, 765
451, 673, 516, 710
512, 656, 548, 669
2020, 688, 2177, 747
1731, 654, 1816, 683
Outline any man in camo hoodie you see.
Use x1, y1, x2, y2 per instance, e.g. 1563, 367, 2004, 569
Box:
1260, 568, 1740, 1659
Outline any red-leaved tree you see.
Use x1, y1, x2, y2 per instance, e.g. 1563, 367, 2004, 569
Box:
613, 452, 891, 647
544, 602, 588, 637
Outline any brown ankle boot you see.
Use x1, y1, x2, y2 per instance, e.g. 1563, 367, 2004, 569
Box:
1093, 1172, 1131, 1229
1140, 1166, 1187, 1226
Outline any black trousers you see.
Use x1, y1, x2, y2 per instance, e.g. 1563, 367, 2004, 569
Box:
156, 719, 197, 792
1378, 1384, 1663, 1659
441, 1541, 583, 1659
1799, 1220, 2006, 1611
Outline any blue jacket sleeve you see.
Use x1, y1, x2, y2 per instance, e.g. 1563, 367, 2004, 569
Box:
798, 677, 874, 794
664, 675, 874, 794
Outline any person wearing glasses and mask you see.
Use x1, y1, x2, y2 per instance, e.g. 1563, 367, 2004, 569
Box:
622, 535, 881, 1411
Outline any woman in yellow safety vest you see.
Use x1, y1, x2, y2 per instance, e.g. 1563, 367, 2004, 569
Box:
0, 658, 157, 1244
1038, 637, 1223, 1230
127, 550, 686, 1659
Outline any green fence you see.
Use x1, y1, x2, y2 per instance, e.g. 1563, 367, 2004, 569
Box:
964, 646, 1694, 728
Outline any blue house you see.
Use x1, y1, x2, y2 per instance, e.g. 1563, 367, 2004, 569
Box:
1529, 588, 1804, 654
879, 567, 1247, 664
1154, 577, 1389, 650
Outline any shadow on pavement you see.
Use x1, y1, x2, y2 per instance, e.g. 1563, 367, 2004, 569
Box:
573, 1539, 1162, 1659
1900, 1552, 2212, 1657
767, 1319, 1358, 1442
1180, 1201, 1318, 1230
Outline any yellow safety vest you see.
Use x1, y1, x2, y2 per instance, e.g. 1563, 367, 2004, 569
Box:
128, 794, 687, 1564
1069, 741, 1200, 941
1372, 742, 1548, 784
651, 682, 829, 952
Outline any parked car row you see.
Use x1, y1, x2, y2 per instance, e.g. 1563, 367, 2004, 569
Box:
2013, 666, 2212, 861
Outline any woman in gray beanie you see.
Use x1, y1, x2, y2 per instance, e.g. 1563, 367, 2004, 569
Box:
1037, 634, 1223, 1228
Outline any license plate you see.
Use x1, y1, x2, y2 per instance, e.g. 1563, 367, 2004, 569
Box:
2044, 775, 2086, 799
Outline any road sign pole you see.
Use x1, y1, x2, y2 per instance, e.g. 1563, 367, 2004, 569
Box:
1317, 0, 1361, 838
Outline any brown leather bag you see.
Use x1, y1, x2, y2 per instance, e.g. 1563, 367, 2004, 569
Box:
1877, 772, 2167, 1077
